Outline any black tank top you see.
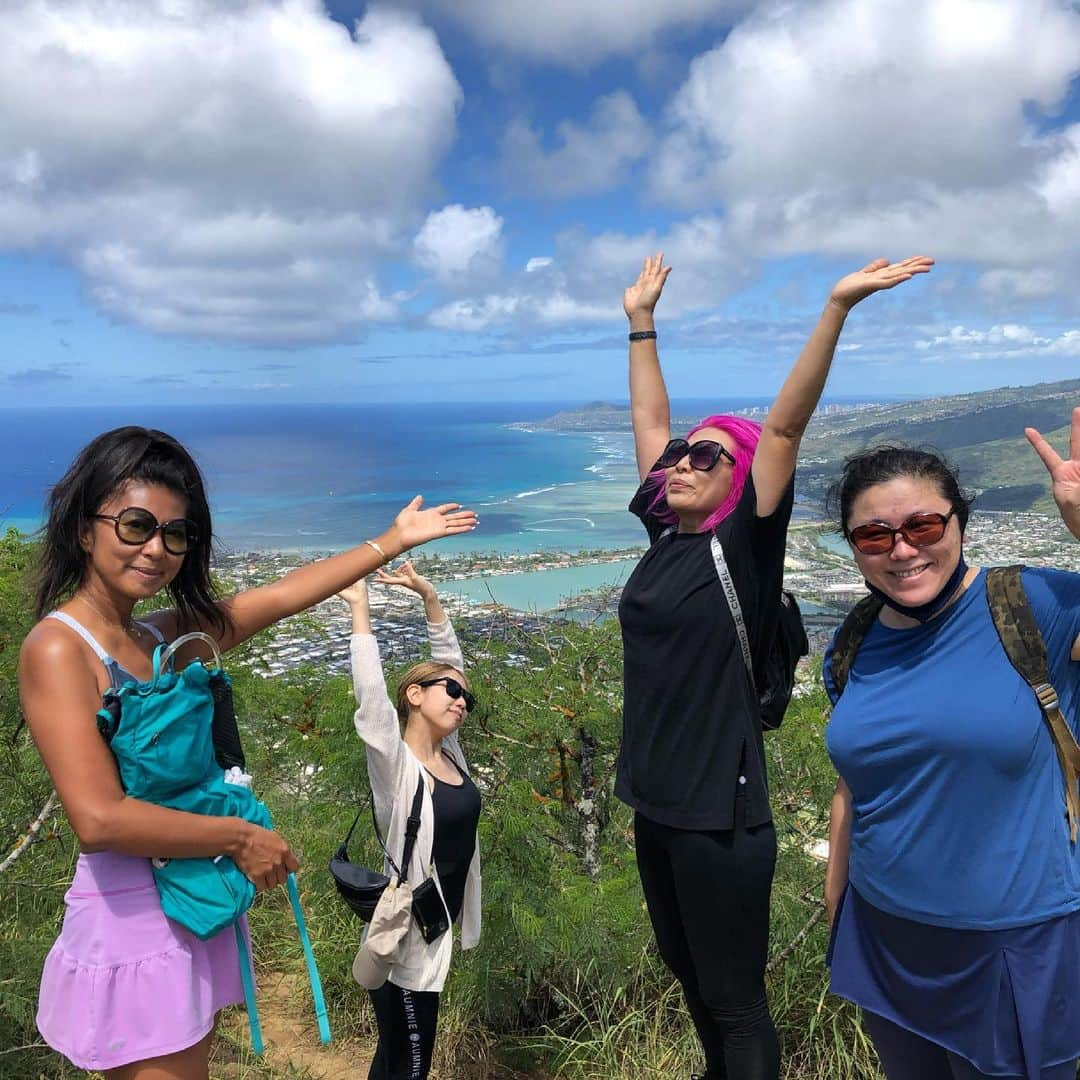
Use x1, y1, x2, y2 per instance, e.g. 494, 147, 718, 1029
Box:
427, 754, 481, 924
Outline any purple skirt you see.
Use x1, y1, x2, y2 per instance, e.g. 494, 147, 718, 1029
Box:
37, 850, 249, 1071
828, 885, 1080, 1079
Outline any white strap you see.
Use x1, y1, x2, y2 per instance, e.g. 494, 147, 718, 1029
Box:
159, 631, 222, 672
710, 536, 754, 680
45, 611, 112, 663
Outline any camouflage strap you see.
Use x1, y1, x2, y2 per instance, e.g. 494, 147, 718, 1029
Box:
986, 566, 1080, 844
827, 593, 884, 698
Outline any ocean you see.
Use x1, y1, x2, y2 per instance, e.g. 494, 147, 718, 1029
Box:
0, 399, 840, 610
0, 400, 730, 555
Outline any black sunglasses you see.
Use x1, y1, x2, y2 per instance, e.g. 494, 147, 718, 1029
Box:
94, 507, 199, 556
846, 509, 957, 555
417, 677, 476, 712
657, 437, 736, 472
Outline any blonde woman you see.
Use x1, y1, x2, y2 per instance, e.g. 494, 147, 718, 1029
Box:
339, 563, 480, 1080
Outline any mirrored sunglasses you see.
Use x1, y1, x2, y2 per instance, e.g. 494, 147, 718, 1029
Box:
657, 437, 736, 472
94, 507, 199, 556
846, 509, 956, 555
417, 676, 476, 712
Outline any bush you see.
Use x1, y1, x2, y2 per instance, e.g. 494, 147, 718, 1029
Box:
0, 537, 878, 1078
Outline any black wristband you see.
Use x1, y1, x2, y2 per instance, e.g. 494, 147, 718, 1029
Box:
628, 330, 657, 341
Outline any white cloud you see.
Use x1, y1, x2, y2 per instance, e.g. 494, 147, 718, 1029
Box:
400, 0, 747, 68
653, 0, 1080, 273
428, 294, 520, 331
1047, 330, 1080, 356
917, 324, 1050, 348
501, 91, 651, 197
426, 215, 752, 330
0, 0, 462, 343
413, 204, 504, 286
915, 323, 1080, 355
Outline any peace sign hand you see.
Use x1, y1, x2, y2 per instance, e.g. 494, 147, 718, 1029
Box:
828, 256, 934, 313
1026, 407, 1080, 539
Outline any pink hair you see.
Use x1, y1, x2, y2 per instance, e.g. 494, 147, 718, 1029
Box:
643, 413, 763, 533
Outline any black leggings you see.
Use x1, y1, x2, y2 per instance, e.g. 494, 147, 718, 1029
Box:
367, 980, 440, 1080
634, 806, 779, 1080
863, 1010, 1079, 1080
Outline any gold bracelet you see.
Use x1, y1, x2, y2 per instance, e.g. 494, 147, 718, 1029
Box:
364, 539, 387, 562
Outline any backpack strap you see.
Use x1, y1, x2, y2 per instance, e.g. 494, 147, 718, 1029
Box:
394, 772, 428, 886
828, 593, 884, 700
233, 923, 263, 1054
709, 535, 754, 682
286, 872, 332, 1044
985, 565, 1080, 844
231, 883, 332, 1052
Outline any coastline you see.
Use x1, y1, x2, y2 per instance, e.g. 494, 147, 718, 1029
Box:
216, 507, 1080, 681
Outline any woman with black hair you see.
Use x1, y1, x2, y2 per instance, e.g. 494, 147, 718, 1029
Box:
18, 426, 476, 1080
823, 419, 1080, 1079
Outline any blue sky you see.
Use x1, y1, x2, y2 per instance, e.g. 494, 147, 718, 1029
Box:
2, 0, 1080, 407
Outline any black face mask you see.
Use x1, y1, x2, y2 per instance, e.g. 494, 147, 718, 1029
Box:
865, 553, 969, 624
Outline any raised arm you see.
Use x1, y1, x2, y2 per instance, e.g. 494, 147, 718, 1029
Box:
339, 578, 409, 815
164, 495, 476, 654
18, 625, 297, 891
752, 256, 934, 517
624, 253, 674, 481
375, 561, 464, 671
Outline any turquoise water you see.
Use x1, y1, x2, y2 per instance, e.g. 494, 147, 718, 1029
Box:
816, 532, 852, 557
435, 558, 640, 611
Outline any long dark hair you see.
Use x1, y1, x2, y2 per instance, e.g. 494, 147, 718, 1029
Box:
826, 445, 975, 536
34, 426, 226, 633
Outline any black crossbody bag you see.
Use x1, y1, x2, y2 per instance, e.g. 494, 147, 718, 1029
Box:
329, 774, 450, 944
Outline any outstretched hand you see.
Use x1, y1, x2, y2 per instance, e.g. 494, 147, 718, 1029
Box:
374, 560, 435, 600
829, 256, 934, 313
389, 496, 478, 553
1025, 407, 1080, 537
624, 252, 672, 321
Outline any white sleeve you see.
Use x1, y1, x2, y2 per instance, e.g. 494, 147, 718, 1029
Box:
349, 633, 408, 822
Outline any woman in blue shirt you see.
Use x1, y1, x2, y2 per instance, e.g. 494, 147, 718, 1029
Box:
823, 410, 1080, 1080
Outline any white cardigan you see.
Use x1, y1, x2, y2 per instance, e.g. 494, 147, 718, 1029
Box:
350, 618, 481, 993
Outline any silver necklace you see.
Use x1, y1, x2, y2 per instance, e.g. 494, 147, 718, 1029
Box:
77, 594, 144, 639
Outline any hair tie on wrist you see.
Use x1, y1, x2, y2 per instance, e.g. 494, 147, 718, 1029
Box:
629, 330, 657, 341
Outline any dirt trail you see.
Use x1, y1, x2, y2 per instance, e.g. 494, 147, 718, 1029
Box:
220, 973, 551, 1079
228, 971, 373, 1078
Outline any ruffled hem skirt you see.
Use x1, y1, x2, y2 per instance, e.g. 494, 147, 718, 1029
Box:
37, 850, 249, 1071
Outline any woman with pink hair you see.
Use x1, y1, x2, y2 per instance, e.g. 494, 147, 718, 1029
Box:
617, 252, 933, 1080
